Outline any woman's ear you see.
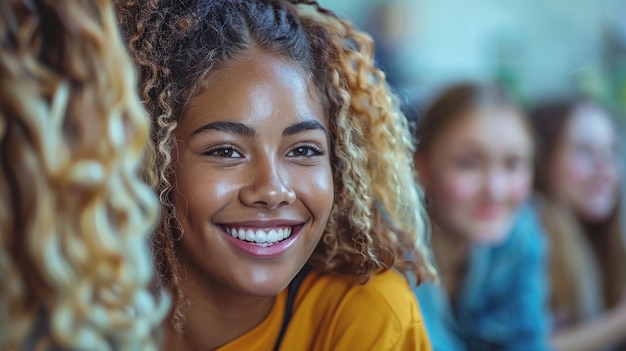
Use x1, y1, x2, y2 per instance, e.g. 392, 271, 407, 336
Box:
413, 152, 430, 189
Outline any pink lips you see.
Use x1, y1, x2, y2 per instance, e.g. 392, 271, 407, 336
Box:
472, 205, 504, 220
220, 222, 303, 259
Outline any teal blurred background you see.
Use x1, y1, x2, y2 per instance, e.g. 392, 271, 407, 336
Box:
319, 0, 626, 116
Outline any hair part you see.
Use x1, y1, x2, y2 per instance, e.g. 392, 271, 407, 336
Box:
414, 82, 527, 153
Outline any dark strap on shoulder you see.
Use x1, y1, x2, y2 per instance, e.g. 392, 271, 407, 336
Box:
273, 264, 312, 351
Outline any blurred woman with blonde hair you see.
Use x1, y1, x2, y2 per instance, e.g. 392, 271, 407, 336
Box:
0, 0, 167, 349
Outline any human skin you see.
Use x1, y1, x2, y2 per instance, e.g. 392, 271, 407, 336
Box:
417, 106, 533, 245
166, 51, 334, 349
546, 104, 626, 351
548, 103, 621, 222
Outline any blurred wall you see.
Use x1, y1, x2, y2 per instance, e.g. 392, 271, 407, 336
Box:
319, 0, 626, 111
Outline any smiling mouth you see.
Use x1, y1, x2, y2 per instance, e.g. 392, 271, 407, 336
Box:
219, 226, 295, 247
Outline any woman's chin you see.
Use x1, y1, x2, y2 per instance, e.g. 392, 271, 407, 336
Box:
229, 269, 296, 297
467, 221, 512, 245
576, 201, 616, 223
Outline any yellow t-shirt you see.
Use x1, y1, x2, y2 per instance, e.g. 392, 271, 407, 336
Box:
216, 269, 432, 351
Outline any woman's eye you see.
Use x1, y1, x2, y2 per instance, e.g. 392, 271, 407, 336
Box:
504, 156, 527, 172
455, 157, 480, 170
204, 147, 243, 158
288, 145, 324, 158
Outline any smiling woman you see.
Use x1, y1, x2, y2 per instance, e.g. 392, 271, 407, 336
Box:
172, 53, 334, 299
411, 82, 551, 350
531, 98, 626, 351
115, 0, 435, 350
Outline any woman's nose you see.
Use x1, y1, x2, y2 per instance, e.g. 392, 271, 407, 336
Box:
484, 169, 508, 201
238, 156, 296, 210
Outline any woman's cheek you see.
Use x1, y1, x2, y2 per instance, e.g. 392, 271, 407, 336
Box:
441, 173, 481, 207
566, 154, 592, 184
509, 175, 531, 204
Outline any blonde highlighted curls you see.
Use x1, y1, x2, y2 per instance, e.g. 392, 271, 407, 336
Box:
115, 0, 436, 333
293, 2, 435, 284
0, 0, 168, 350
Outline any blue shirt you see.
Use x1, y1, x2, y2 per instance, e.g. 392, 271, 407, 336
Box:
414, 204, 553, 351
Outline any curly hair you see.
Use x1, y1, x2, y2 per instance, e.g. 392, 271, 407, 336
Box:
115, 0, 435, 332
0, 0, 167, 350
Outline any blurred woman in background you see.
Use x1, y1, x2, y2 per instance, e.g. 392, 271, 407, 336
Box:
412, 82, 552, 350
531, 98, 626, 351
0, 0, 167, 349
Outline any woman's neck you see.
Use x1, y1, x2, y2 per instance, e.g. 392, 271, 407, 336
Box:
431, 224, 472, 300
162, 268, 276, 350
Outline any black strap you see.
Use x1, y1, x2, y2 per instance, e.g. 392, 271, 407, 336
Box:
273, 265, 312, 351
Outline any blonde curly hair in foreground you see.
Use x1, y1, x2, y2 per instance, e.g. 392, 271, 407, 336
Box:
0, 0, 168, 350
115, 0, 436, 333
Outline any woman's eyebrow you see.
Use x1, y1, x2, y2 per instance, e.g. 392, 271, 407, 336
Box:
191, 121, 256, 138
283, 120, 327, 136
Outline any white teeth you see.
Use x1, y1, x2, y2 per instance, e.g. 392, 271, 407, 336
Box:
224, 226, 294, 244
267, 230, 278, 242
254, 230, 268, 243
284, 227, 292, 239
245, 229, 255, 241
238, 228, 246, 240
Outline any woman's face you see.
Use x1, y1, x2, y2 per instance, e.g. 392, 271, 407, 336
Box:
418, 107, 533, 244
549, 104, 621, 222
171, 52, 334, 297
